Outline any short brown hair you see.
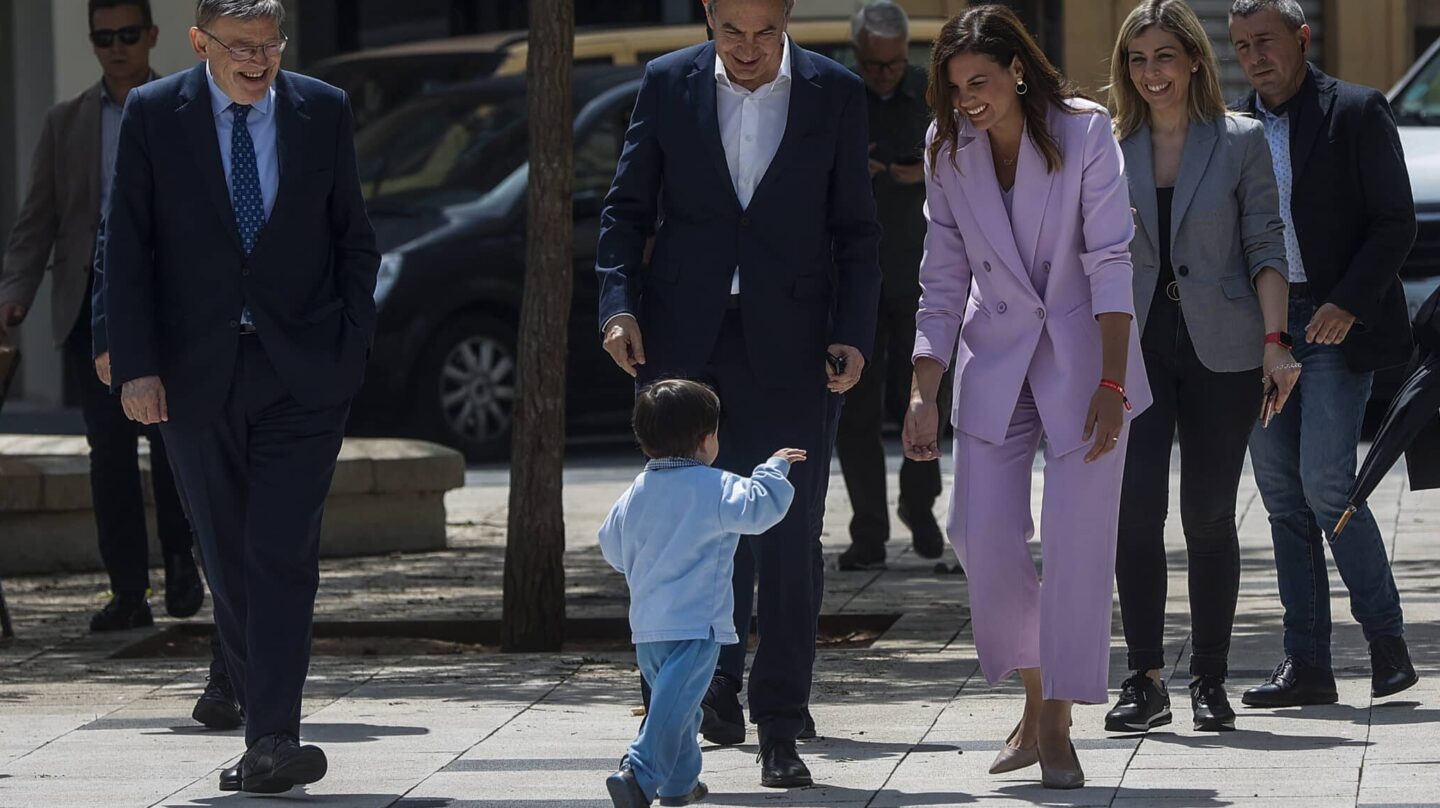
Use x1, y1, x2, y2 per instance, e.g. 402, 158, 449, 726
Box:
632, 379, 721, 459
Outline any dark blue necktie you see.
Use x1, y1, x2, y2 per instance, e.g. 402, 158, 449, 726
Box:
229, 103, 264, 255
230, 103, 262, 328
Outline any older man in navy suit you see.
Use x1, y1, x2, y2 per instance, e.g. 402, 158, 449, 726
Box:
596, 0, 881, 789
104, 0, 377, 794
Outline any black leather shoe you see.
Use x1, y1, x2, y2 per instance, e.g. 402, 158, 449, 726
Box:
700, 674, 745, 746
838, 543, 886, 571
604, 767, 651, 807
758, 736, 812, 788
1371, 635, 1419, 698
218, 766, 240, 792
1189, 676, 1236, 732
658, 781, 707, 806
192, 673, 243, 730
899, 501, 946, 560
163, 552, 205, 619
1104, 673, 1171, 733
89, 593, 153, 632
240, 733, 327, 794
1241, 657, 1339, 708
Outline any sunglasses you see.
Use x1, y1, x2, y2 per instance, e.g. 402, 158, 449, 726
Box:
90, 25, 146, 48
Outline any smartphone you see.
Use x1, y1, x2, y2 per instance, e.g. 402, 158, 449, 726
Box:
1260, 386, 1279, 428
827, 352, 848, 376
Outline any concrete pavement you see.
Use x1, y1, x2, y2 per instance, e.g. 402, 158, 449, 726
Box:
1, 445, 1438, 807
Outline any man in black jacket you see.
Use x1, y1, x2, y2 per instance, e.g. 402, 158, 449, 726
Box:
1230, 0, 1418, 707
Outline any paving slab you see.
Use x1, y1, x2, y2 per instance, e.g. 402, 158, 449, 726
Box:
0, 446, 1437, 807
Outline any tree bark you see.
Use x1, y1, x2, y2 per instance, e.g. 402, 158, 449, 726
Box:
502, 0, 574, 652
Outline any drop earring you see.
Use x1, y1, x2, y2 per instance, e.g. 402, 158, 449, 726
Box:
1015, 78, 1028, 95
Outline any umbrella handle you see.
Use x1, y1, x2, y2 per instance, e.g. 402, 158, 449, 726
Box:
1333, 505, 1357, 537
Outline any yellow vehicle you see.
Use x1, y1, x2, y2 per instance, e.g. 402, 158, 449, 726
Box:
310, 19, 945, 130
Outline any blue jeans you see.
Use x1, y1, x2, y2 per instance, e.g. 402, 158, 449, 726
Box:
628, 637, 722, 800
1248, 297, 1405, 670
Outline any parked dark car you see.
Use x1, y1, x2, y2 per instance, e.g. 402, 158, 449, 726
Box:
347, 67, 643, 459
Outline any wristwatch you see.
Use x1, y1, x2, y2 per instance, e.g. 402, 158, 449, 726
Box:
1265, 331, 1293, 349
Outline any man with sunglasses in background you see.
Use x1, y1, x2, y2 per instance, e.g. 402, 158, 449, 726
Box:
0, 0, 248, 726
835, 0, 950, 572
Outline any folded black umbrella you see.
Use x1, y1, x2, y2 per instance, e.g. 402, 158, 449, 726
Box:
1335, 286, 1440, 535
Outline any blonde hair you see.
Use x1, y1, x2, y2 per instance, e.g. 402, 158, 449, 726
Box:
1108, 0, 1229, 140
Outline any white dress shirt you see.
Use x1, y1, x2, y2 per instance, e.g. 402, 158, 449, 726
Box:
716, 35, 792, 294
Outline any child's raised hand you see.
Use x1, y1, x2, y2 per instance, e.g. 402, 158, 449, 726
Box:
772, 448, 807, 464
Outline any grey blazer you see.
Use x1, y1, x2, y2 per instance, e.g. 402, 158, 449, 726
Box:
1122, 114, 1287, 373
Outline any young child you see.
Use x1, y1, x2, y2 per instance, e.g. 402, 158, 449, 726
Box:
600, 379, 806, 807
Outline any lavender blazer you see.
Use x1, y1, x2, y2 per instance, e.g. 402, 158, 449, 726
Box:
913, 99, 1151, 456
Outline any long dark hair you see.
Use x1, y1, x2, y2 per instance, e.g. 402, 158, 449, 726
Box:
926, 4, 1087, 175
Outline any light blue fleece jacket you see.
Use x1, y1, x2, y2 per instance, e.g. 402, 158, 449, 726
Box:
598, 456, 795, 645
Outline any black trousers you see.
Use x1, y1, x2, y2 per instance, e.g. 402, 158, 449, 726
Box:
63, 313, 191, 595
162, 337, 348, 747
1115, 300, 1260, 678
697, 312, 833, 742
834, 296, 944, 549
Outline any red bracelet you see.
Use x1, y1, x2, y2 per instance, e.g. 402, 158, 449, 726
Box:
1099, 378, 1134, 412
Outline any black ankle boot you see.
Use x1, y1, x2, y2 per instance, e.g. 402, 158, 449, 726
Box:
757, 729, 812, 788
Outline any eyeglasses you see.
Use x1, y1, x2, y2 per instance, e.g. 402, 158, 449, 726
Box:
90, 25, 146, 48
199, 27, 287, 62
859, 56, 908, 75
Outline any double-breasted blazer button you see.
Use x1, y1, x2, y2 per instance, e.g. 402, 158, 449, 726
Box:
996, 301, 1008, 314
1043, 261, 1051, 272
1035, 307, 1045, 319
983, 261, 992, 272
1178, 265, 1190, 277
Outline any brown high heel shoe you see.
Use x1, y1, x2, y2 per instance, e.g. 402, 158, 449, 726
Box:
988, 723, 1039, 775
1038, 739, 1084, 789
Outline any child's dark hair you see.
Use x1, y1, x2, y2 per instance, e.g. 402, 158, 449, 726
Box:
632, 379, 721, 459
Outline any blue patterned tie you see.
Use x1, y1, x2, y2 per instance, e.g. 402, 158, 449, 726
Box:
230, 104, 262, 327
229, 104, 264, 253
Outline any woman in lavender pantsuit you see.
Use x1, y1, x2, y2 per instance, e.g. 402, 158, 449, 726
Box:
902, 7, 1151, 789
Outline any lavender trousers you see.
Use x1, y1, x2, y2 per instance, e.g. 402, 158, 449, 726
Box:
947, 385, 1128, 704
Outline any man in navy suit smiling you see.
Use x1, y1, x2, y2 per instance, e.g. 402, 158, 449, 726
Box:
596, 0, 881, 789
104, 0, 377, 794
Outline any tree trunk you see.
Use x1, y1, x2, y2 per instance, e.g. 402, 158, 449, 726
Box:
502, 0, 574, 652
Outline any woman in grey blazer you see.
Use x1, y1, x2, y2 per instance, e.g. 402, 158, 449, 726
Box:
1103, 0, 1301, 735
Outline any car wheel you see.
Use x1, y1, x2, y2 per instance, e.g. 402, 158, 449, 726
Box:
414, 314, 517, 461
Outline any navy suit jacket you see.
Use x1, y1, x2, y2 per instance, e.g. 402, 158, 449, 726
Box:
104, 64, 378, 424
596, 42, 881, 388
1239, 64, 1415, 372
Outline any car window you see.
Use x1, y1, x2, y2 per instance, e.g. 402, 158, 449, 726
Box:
1396, 49, 1440, 125
575, 101, 631, 199
313, 53, 506, 131
357, 91, 529, 201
